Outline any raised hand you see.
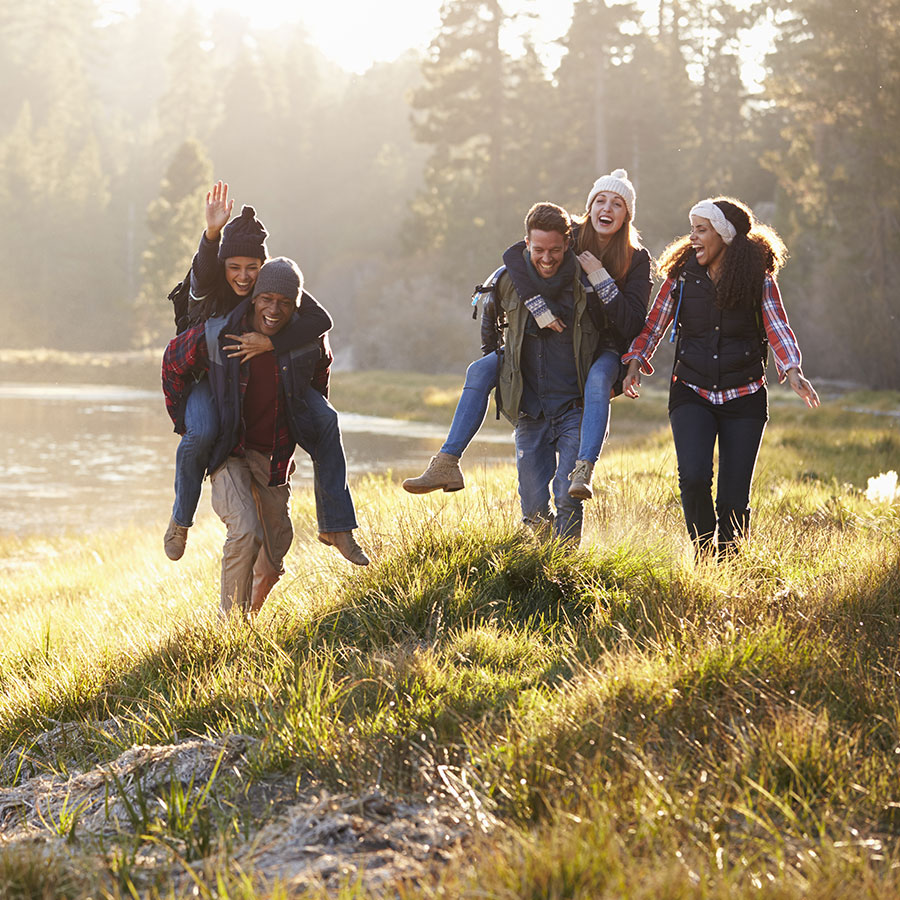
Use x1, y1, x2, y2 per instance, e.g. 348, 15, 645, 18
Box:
205, 181, 234, 240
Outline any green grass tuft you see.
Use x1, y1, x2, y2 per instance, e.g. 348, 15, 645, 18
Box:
1, 392, 899, 897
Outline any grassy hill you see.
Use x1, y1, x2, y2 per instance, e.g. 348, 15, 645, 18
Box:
0, 385, 898, 898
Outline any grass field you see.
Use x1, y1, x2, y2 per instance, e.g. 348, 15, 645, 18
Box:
0, 371, 899, 898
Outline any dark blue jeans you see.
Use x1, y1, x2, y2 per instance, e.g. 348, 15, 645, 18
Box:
172, 377, 217, 527
298, 386, 358, 534
515, 405, 584, 543
441, 353, 498, 457
668, 384, 768, 554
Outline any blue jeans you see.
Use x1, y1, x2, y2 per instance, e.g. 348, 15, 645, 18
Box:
578, 349, 620, 463
298, 386, 358, 534
515, 405, 583, 543
172, 377, 217, 527
441, 353, 499, 458
669, 389, 767, 553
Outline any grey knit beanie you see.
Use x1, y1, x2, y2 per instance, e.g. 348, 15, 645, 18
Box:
252, 257, 303, 305
218, 205, 269, 261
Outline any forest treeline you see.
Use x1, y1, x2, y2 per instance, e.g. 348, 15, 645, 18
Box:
1, 0, 898, 385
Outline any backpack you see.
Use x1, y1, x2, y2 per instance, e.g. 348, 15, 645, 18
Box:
167, 267, 193, 335
471, 265, 508, 348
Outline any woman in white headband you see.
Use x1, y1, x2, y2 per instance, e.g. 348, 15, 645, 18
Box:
621, 196, 819, 558
403, 169, 652, 510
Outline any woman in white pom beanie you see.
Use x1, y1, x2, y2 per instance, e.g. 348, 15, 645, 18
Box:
402, 169, 652, 502
621, 196, 819, 557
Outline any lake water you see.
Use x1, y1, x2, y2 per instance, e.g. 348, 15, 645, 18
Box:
0, 382, 514, 536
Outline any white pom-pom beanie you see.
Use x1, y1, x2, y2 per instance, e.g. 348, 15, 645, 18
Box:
585, 168, 636, 219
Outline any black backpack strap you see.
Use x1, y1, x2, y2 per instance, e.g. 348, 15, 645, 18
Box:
668, 273, 686, 345
755, 302, 769, 366
168, 266, 194, 334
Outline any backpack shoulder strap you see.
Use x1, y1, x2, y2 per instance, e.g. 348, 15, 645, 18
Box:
668, 272, 686, 344
471, 265, 507, 319
168, 267, 194, 334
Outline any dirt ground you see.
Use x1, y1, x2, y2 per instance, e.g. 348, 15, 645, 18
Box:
0, 720, 492, 894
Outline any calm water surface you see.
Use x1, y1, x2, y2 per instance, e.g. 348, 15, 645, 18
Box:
0, 381, 514, 535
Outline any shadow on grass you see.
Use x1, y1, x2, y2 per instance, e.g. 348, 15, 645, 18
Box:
4, 530, 899, 822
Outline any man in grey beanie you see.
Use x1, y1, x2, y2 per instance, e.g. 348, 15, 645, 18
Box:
163, 256, 369, 618
164, 182, 333, 564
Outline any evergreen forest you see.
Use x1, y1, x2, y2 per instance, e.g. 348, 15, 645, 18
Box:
1, 0, 897, 386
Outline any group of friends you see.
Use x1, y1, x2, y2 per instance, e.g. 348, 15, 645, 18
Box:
161, 171, 820, 619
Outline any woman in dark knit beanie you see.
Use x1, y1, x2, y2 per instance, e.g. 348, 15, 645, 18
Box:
163, 181, 332, 562
622, 196, 819, 558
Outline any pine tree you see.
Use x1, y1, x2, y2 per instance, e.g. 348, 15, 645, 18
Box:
672, 0, 765, 199
136, 139, 213, 347
408, 0, 510, 272
155, 8, 216, 151
550, 0, 640, 196
765, 0, 900, 387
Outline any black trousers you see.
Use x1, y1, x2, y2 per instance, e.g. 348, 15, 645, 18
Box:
668, 381, 768, 554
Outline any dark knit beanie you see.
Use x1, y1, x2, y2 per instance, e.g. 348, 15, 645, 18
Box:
252, 257, 303, 305
218, 205, 269, 261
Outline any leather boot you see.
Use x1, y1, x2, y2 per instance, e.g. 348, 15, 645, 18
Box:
402, 452, 465, 494
567, 460, 595, 501
318, 530, 370, 566
164, 517, 189, 560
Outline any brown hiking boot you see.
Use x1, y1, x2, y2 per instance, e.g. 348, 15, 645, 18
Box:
402, 452, 465, 494
318, 531, 370, 566
567, 460, 595, 501
164, 517, 189, 560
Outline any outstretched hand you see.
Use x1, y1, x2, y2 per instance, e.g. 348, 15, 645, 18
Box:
205, 181, 234, 240
223, 332, 274, 361
622, 359, 642, 399
786, 368, 820, 408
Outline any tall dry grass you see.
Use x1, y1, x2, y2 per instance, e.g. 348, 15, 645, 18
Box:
0, 389, 898, 898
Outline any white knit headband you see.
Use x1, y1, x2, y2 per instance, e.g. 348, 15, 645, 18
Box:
689, 200, 736, 245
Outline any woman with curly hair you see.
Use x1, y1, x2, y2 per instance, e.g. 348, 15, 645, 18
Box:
622, 197, 819, 557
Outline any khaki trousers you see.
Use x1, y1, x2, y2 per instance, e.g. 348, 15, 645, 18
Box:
210, 450, 294, 616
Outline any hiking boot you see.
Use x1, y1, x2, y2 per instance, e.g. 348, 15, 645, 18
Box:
402, 452, 465, 494
164, 517, 189, 560
525, 514, 555, 544
318, 531, 370, 566
567, 459, 595, 501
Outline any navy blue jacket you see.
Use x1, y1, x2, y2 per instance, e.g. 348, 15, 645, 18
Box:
204, 299, 331, 477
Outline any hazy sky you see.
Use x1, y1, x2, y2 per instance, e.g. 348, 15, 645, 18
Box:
98, 0, 773, 86
98, 0, 578, 73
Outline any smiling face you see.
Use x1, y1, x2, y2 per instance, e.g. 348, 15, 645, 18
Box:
224, 256, 263, 297
251, 292, 295, 336
690, 215, 727, 272
525, 228, 569, 279
588, 191, 628, 245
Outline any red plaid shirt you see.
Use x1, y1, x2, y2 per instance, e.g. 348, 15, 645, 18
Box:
623, 273, 803, 404
161, 317, 296, 486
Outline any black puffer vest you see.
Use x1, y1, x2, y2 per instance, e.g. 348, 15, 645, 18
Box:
672, 255, 766, 391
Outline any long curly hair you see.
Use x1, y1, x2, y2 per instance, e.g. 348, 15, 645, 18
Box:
657, 197, 788, 310
573, 209, 643, 284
